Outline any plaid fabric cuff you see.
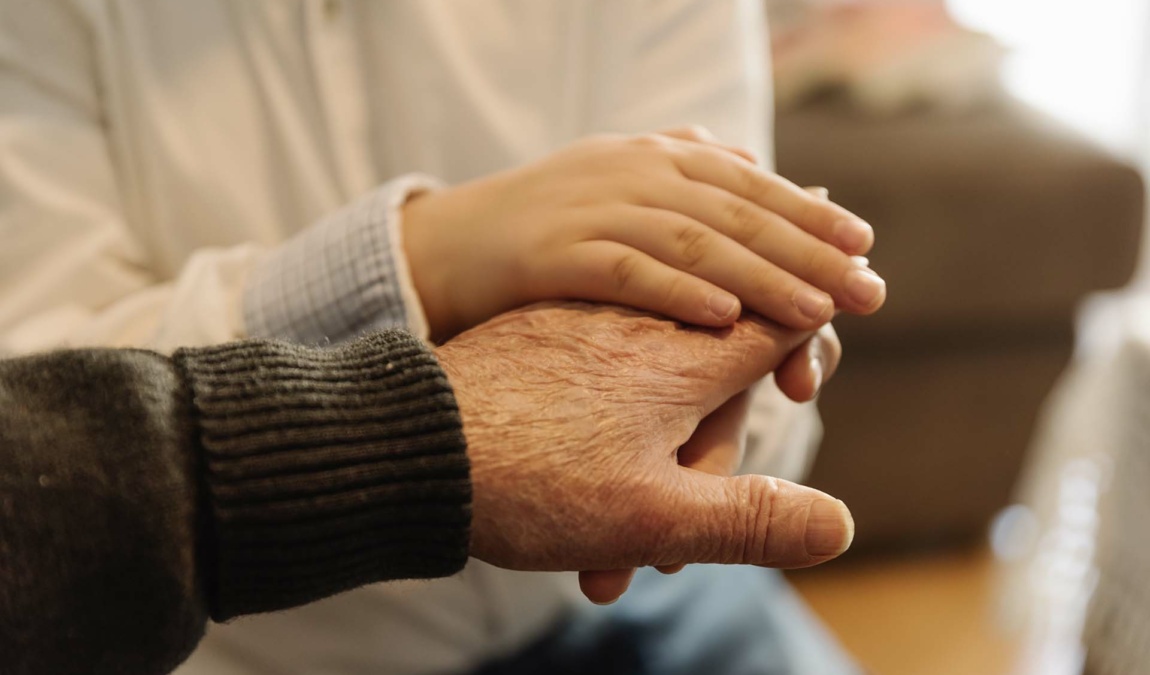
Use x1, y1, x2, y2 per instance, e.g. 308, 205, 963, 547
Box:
243, 174, 441, 345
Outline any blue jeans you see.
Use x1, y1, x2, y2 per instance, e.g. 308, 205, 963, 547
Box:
472, 565, 860, 675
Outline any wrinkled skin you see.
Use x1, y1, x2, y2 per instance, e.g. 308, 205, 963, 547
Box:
435, 302, 853, 602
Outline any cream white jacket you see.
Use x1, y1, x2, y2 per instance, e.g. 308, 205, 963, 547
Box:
0, 1, 819, 672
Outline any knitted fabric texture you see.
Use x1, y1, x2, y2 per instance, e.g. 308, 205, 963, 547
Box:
174, 332, 471, 620
0, 331, 470, 675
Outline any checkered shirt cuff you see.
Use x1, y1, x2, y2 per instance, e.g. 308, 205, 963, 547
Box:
243, 174, 441, 345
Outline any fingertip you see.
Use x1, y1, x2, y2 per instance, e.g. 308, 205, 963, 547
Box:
579, 569, 636, 606
705, 291, 741, 323
807, 354, 824, 400
833, 218, 874, 255
793, 288, 834, 327
804, 498, 854, 559
841, 267, 886, 314
774, 345, 820, 403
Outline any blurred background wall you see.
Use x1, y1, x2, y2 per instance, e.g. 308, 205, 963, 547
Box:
769, 0, 1143, 554
767, 2, 1150, 674
949, 0, 1150, 279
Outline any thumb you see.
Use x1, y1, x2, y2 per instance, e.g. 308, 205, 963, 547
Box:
665, 472, 854, 569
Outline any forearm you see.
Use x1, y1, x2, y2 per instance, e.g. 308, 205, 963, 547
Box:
0, 332, 470, 675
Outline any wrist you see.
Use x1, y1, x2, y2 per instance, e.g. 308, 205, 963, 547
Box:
432, 342, 500, 563
403, 188, 459, 342
403, 173, 521, 342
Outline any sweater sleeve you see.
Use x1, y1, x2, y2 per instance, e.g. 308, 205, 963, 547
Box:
0, 331, 470, 675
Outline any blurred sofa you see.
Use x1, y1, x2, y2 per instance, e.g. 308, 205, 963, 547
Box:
775, 98, 1145, 550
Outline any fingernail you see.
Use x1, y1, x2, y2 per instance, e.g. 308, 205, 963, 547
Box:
844, 267, 886, 309
793, 289, 831, 322
805, 499, 854, 557
808, 354, 824, 400
850, 255, 870, 268
706, 292, 739, 320
806, 186, 830, 200
833, 219, 873, 253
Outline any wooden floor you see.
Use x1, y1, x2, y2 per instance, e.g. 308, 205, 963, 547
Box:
788, 545, 1022, 675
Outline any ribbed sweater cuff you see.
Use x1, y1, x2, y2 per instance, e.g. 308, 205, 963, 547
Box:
173, 332, 470, 621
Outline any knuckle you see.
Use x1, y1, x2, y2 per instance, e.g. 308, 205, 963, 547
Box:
799, 199, 829, 228
673, 223, 710, 269
805, 244, 846, 280
732, 475, 777, 564
623, 483, 680, 564
633, 132, 671, 152
802, 247, 824, 275
659, 273, 687, 312
738, 164, 768, 202
610, 252, 641, 293
736, 165, 782, 206
749, 269, 787, 305
683, 124, 714, 141
723, 199, 760, 245
625, 134, 681, 174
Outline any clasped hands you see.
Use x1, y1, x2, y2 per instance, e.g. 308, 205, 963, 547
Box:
408, 127, 884, 605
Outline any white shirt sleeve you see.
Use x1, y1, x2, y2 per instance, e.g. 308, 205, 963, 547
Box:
0, 2, 258, 354
588, 0, 770, 165
0, 3, 436, 355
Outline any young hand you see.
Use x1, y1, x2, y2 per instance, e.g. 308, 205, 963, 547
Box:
403, 128, 884, 342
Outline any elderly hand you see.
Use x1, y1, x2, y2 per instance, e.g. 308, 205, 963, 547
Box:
434, 303, 853, 586
579, 322, 842, 603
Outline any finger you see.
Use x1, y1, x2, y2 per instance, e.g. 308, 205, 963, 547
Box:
676, 390, 752, 474
658, 391, 754, 578
775, 324, 842, 403
595, 206, 833, 329
685, 314, 816, 416
554, 240, 742, 327
575, 307, 813, 418
666, 473, 854, 568
656, 182, 886, 315
672, 142, 873, 255
805, 186, 830, 201
579, 568, 637, 605
657, 125, 759, 165
585, 389, 752, 594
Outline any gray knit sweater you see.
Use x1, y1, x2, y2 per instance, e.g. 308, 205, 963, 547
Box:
0, 331, 471, 675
